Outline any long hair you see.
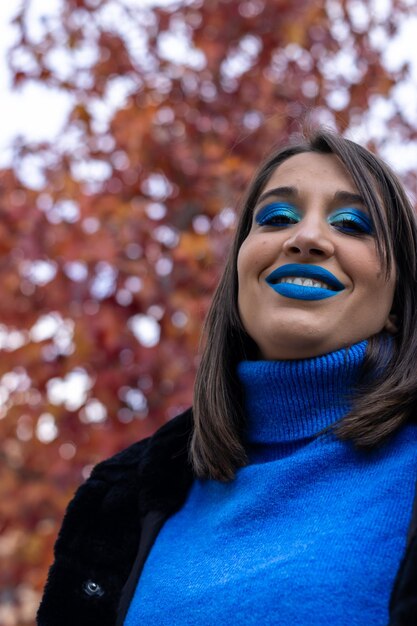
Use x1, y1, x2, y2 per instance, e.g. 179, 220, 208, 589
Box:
191, 129, 417, 481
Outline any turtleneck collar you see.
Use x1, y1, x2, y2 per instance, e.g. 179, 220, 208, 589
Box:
237, 340, 368, 445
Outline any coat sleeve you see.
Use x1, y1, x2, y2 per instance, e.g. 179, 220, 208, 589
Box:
37, 443, 146, 626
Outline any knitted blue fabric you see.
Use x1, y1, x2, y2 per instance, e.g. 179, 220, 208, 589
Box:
124, 340, 417, 626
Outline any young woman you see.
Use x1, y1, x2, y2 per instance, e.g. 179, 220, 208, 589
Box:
37, 130, 417, 626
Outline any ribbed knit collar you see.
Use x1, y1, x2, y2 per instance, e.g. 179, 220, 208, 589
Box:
237, 341, 368, 445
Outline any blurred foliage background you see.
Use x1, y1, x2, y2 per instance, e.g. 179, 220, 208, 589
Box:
1, 0, 417, 623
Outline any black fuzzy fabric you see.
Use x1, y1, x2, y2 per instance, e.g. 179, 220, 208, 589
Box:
37, 409, 194, 626
388, 532, 417, 625
37, 406, 417, 625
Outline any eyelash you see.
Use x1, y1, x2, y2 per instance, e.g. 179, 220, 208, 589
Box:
256, 205, 298, 228
332, 214, 371, 235
255, 204, 373, 236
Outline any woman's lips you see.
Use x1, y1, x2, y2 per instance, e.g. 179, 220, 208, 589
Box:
265, 263, 346, 301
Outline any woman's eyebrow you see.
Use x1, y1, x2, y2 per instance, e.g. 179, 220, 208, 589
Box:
333, 190, 366, 206
254, 188, 367, 212
256, 186, 298, 206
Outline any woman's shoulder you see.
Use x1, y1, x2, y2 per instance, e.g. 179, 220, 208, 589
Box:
92, 406, 194, 484
45, 407, 194, 582
67, 406, 194, 520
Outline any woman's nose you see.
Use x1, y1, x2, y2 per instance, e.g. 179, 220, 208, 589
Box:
282, 216, 335, 259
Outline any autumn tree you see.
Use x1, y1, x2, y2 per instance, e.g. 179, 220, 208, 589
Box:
1, 0, 416, 623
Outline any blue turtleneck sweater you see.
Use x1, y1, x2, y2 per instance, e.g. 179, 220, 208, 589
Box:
124, 341, 417, 626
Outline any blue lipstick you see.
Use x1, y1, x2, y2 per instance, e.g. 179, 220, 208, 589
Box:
265, 263, 345, 301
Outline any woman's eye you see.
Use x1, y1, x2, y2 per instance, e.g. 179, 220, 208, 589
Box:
330, 210, 373, 235
261, 214, 297, 226
255, 203, 299, 228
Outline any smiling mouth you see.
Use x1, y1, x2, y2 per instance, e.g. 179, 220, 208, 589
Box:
265, 264, 345, 301
265, 263, 345, 293
271, 276, 337, 291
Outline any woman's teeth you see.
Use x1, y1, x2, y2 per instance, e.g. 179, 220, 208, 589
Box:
275, 277, 333, 290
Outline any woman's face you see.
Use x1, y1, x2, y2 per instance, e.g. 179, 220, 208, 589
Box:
237, 152, 397, 360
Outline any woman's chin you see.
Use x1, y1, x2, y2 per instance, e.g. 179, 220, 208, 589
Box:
255, 332, 354, 361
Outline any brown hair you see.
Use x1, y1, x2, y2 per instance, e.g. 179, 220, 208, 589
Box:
191, 129, 417, 481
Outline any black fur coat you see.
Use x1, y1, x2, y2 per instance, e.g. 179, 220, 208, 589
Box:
37, 408, 417, 625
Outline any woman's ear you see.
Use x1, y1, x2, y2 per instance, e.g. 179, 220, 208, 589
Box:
384, 313, 399, 335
